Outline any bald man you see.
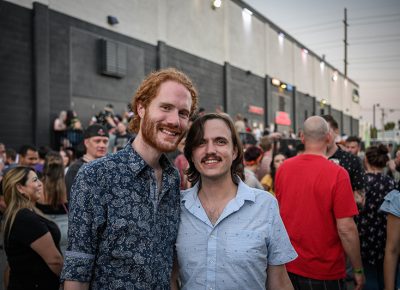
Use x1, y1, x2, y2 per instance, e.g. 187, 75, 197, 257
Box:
275, 116, 365, 290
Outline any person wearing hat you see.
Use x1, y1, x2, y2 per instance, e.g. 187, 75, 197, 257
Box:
65, 124, 109, 200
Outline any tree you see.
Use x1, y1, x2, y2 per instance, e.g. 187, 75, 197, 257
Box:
384, 122, 396, 131
370, 127, 377, 138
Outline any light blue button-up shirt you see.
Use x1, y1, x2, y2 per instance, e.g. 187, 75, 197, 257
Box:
176, 180, 297, 290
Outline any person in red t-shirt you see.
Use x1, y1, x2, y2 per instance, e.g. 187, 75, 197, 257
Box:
275, 116, 365, 290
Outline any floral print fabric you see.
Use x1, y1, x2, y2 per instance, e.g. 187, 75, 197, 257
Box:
61, 141, 181, 289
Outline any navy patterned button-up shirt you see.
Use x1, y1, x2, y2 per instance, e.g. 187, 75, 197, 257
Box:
61, 140, 181, 290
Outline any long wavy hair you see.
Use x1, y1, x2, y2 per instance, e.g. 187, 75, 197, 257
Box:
42, 151, 67, 208
128, 68, 199, 133
184, 113, 244, 186
2, 166, 37, 240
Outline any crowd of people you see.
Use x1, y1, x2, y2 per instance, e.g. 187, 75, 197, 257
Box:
0, 67, 399, 290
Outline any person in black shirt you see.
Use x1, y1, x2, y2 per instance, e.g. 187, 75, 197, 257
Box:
322, 115, 367, 208
2, 166, 63, 290
65, 124, 109, 200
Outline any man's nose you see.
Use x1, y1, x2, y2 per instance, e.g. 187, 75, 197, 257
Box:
165, 110, 180, 127
205, 141, 217, 154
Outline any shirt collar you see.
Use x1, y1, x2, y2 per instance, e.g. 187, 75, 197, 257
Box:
122, 138, 175, 178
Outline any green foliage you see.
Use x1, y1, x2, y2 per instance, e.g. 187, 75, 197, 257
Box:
370, 127, 378, 138
384, 122, 396, 131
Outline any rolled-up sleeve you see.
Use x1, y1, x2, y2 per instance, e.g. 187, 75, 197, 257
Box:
61, 164, 106, 282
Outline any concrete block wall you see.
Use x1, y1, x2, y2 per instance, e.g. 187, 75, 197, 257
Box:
0, 1, 33, 149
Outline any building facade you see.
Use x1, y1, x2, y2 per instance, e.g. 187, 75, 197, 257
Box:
0, 0, 361, 148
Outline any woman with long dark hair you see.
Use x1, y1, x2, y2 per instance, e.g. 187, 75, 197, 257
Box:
261, 153, 286, 194
358, 144, 396, 290
2, 166, 63, 290
36, 151, 69, 255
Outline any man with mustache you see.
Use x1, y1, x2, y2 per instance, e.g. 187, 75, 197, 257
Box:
62, 68, 198, 290
172, 113, 296, 290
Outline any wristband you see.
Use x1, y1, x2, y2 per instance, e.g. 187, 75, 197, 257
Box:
353, 268, 364, 274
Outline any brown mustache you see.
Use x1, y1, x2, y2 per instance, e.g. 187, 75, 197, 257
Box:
201, 154, 222, 163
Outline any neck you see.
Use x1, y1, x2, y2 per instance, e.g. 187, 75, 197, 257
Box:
304, 143, 328, 157
199, 176, 237, 201
326, 143, 338, 157
366, 164, 383, 174
83, 154, 95, 162
245, 165, 258, 173
198, 176, 238, 225
132, 134, 162, 169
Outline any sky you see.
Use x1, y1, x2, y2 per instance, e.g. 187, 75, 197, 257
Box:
244, 0, 400, 130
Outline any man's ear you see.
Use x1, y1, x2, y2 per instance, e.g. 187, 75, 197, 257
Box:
326, 131, 333, 144
137, 103, 145, 119
300, 132, 305, 144
233, 147, 238, 160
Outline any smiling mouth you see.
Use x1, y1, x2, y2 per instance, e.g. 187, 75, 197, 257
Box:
204, 160, 219, 164
160, 128, 180, 137
202, 156, 222, 164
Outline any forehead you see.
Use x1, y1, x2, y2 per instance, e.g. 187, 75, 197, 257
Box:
151, 80, 191, 108
203, 119, 232, 139
26, 149, 38, 157
27, 170, 37, 180
346, 141, 358, 146
89, 136, 109, 142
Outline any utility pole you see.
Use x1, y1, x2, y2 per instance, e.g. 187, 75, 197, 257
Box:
381, 108, 385, 130
344, 8, 348, 77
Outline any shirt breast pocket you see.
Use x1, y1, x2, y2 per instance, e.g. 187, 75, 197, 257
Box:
223, 230, 266, 263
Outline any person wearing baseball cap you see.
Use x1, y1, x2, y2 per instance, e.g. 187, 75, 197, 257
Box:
65, 124, 109, 199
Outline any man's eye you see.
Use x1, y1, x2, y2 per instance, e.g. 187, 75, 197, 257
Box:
179, 112, 189, 119
216, 139, 227, 145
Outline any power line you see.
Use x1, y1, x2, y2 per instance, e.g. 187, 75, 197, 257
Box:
288, 20, 339, 31
292, 26, 341, 35
350, 12, 400, 21
287, 13, 400, 32
307, 39, 342, 46
351, 34, 400, 41
351, 38, 400, 45
307, 34, 400, 47
350, 59, 400, 64
350, 18, 400, 26
348, 55, 400, 60
356, 79, 400, 82
311, 38, 400, 49
349, 67, 400, 70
